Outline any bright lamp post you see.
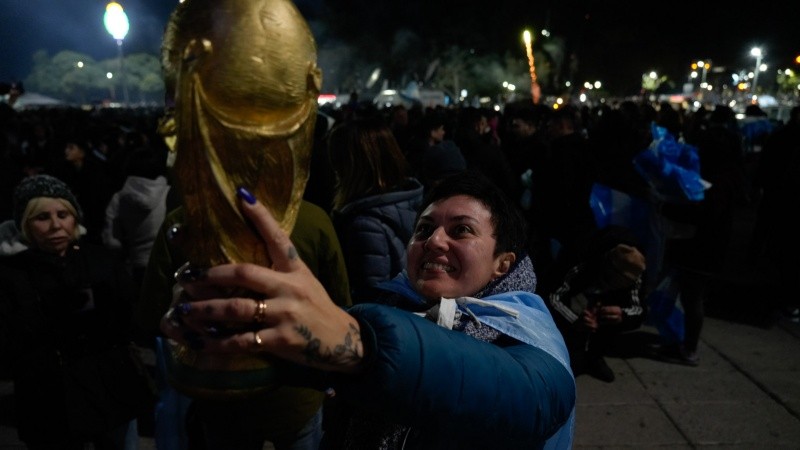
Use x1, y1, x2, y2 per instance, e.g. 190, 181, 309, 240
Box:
750, 47, 764, 96
693, 60, 710, 87
104, 2, 130, 106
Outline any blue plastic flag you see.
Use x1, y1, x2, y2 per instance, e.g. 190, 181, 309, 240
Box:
633, 124, 705, 202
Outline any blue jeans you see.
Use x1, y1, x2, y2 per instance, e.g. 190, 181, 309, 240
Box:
153, 337, 192, 450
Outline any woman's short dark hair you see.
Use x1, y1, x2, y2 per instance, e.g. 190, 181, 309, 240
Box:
417, 170, 527, 257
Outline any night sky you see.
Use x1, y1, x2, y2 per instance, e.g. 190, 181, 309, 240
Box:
1, 0, 797, 96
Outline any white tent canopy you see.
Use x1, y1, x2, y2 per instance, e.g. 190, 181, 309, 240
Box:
12, 92, 67, 109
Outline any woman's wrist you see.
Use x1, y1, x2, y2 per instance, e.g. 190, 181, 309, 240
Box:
319, 313, 365, 374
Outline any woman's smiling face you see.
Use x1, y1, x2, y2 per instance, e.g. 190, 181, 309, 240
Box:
406, 195, 512, 301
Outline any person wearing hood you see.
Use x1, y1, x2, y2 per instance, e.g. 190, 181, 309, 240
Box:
327, 117, 424, 304
0, 174, 155, 449
161, 172, 576, 449
102, 146, 171, 292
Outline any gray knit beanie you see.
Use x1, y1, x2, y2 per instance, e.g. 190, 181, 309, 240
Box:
13, 175, 83, 228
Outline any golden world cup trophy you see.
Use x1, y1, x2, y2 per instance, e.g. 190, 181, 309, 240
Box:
159, 0, 321, 399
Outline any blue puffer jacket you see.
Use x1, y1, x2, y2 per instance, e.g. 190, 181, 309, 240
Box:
330, 257, 576, 449
331, 178, 423, 304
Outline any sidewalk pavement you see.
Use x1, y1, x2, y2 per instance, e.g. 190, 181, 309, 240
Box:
573, 201, 800, 449
573, 316, 800, 449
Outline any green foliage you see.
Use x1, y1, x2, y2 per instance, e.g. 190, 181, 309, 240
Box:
776, 69, 799, 95
139, 72, 166, 98
641, 73, 669, 92
427, 45, 547, 102
23, 49, 165, 105
25, 50, 63, 97
56, 52, 105, 103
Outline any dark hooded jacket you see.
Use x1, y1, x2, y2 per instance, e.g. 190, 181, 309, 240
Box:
331, 178, 423, 304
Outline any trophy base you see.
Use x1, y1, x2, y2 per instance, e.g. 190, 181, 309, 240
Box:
161, 338, 279, 400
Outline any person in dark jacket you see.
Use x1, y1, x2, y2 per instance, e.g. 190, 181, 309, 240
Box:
453, 107, 518, 200
540, 225, 647, 382
658, 105, 749, 365
328, 117, 424, 304
50, 136, 115, 244
407, 112, 467, 190
161, 172, 576, 449
0, 174, 153, 449
750, 106, 800, 321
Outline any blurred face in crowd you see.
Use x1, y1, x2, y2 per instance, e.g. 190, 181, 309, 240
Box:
429, 125, 446, 144
476, 115, 490, 135
24, 197, 78, 256
547, 116, 574, 140
392, 107, 408, 126
407, 195, 514, 301
510, 118, 536, 138
64, 142, 85, 163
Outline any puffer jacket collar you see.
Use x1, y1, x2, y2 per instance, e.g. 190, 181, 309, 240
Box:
333, 178, 423, 241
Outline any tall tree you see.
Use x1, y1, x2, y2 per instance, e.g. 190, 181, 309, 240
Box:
23, 50, 164, 104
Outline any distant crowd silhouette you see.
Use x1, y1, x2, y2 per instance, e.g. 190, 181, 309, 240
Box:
1, 96, 798, 448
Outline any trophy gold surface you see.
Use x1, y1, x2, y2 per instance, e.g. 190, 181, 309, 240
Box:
160, 0, 321, 398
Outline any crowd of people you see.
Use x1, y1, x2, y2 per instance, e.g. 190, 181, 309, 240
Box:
1, 95, 798, 448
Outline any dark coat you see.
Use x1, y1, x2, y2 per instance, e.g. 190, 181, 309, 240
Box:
333, 304, 575, 449
661, 124, 748, 273
541, 225, 647, 332
324, 257, 575, 449
0, 242, 147, 443
331, 178, 423, 304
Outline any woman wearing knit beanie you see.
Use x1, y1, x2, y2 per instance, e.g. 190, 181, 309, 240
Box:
0, 174, 155, 449
11, 174, 84, 255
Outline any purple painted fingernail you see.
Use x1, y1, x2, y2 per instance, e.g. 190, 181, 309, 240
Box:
177, 302, 192, 315
236, 187, 256, 205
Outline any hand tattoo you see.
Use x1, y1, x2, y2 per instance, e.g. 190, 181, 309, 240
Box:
297, 323, 362, 368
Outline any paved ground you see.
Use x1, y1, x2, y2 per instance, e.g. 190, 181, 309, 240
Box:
573, 317, 800, 449
572, 201, 800, 449
2, 203, 798, 449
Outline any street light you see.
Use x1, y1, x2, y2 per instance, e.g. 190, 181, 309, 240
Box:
699, 60, 710, 86
750, 47, 764, 96
104, 2, 129, 105
691, 60, 710, 89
